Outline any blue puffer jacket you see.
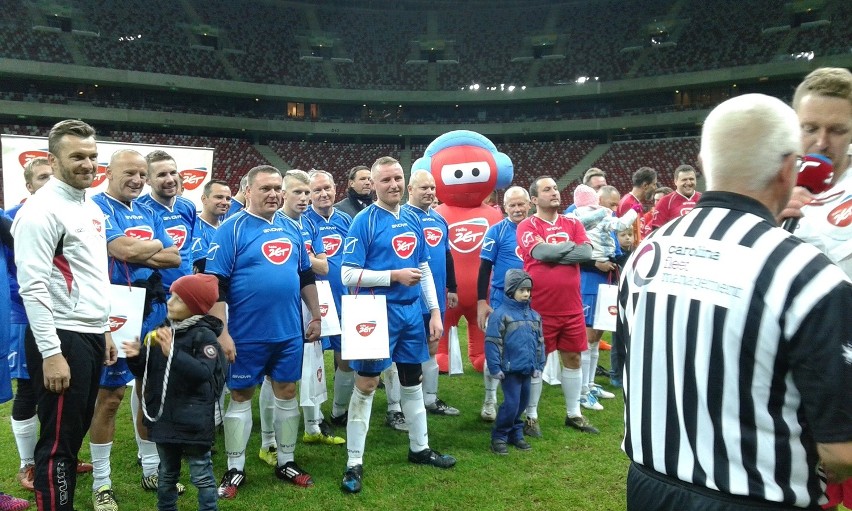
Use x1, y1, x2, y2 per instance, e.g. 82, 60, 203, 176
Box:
484, 270, 545, 376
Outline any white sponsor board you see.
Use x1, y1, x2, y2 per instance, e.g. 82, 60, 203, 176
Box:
2, 134, 214, 209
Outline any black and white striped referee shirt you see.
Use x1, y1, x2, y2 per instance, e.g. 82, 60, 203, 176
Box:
616, 191, 852, 508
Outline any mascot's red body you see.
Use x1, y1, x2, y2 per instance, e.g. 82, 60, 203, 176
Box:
413, 131, 513, 372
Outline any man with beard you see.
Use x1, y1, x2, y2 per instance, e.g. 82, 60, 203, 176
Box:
617, 167, 657, 244
334, 165, 373, 219
12, 119, 117, 511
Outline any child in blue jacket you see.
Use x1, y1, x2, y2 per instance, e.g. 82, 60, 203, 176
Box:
484, 269, 545, 454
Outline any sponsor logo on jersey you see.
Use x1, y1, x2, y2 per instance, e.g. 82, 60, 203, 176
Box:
356, 321, 377, 336
262, 238, 293, 264
423, 227, 443, 247
108, 316, 127, 332
320, 304, 329, 317
179, 168, 208, 191
304, 240, 313, 254
545, 232, 569, 244
125, 226, 154, 240
392, 232, 417, 259
323, 234, 343, 256
166, 225, 187, 249
828, 198, 852, 227
448, 217, 489, 253
515, 246, 523, 260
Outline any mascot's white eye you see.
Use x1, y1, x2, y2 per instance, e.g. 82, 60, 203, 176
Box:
440, 161, 491, 186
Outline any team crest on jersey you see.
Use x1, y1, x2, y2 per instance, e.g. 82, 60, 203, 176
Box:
262, 238, 293, 264
448, 217, 489, 253
521, 231, 535, 248
356, 321, 377, 337
343, 237, 357, 254
179, 168, 208, 191
545, 232, 569, 244
108, 316, 127, 332
166, 225, 187, 249
828, 197, 852, 227
323, 234, 343, 256
392, 232, 417, 259
423, 227, 443, 247
92, 219, 102, 233
125, 226, 154, 240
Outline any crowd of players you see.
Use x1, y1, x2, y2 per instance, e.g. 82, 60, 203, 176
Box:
1, 66, 850, 511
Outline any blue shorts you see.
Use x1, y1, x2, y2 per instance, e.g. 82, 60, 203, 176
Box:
8, 322, 29, 380
100, 358, 133, 388
352, 301, 429, 374
228, 338, 303, 390
326, 335, 340, 352
582, 293, 597, 327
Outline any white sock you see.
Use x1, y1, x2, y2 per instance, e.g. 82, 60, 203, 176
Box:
421, 356, 439, 408
588, 342, 600, 387
525, 375, 542, 419
483, 360, 499, 404
223, 399, 252, 471
274, 397, 300, 466
332, 368, 355, 418
302, 402, 322, 435
139, 440, 159, 477
11, 415, 37, 467
90, 442, 113, 490
401, 384, 429, 453
580, 349, 591, 395
562, 367, 583, 417
130, 388, 144, 459
383, 364, 401, 413
214, 390, 226, 427
259, 379, 275, 449
346, 387, 374, 467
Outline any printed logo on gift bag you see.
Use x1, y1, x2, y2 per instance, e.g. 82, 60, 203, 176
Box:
356, 321, 377, 337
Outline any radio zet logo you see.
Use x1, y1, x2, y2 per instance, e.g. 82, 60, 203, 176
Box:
356, 321, 377, 337
108, 316, 128, 332
179, 168, 208, 191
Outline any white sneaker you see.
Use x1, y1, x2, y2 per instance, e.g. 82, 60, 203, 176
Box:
480, 401, 497, 422
579, 392, 603, 411
590, 383, 616, 399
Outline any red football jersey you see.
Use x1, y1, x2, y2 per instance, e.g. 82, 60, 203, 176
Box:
652, 191, 702, 229
516, 214, 589, 316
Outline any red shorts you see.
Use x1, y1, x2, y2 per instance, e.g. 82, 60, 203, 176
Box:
823, 479, 852, 509
541, 313, 587, 355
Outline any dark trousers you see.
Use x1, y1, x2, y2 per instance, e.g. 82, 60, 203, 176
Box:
627, 462, 820, 511
25, 328, 104, 511
492, 372, 530, 442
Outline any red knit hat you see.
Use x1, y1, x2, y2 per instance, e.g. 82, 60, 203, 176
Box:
169, 274, 219, 316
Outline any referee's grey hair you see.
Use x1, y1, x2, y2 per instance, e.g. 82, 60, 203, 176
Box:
700, 94, 799, 193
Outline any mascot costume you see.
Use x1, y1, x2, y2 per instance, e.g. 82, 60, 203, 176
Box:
412, 131, 513, 372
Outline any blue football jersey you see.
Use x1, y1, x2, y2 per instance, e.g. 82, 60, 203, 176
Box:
206, 210, 311, 343
190, 217, 218, 266
224, 199, 245, 220
136, 194, 196, 288
304, 207, 351, 313
480, 218, 524, 307
342, 204, 429, 304
402, 204, 449, 315
4, 205, 25, 322
92, 193, 174, 285
283, 213, 325, 259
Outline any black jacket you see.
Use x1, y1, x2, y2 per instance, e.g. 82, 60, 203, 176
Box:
127, 315, 224, 447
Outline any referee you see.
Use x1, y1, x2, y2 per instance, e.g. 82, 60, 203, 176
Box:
616, 94, 852, 510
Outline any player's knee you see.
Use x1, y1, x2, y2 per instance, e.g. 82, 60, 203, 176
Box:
95, 387, 125, 415
396, 362, 422, 387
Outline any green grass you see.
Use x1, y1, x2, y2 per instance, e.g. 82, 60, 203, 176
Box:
0, 322, 630, 510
